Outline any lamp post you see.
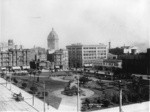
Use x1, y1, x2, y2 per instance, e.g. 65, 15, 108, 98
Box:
9, 72, 12, 90
119, 80, 123, 112
43, 81, 46, 112
76, 75, 80, 112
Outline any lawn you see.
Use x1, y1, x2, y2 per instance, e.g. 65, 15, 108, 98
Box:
81, 77, 150, 111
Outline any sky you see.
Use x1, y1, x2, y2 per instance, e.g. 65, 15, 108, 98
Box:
0, 0, 149, 52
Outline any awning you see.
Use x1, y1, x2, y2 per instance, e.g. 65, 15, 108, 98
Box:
23, 66, 30, 69
55, 66, 60, 68
84, 64, 93, 67
1, 67, 6, 70
12, 66, 21, 70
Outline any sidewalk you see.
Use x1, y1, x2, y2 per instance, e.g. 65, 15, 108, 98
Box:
0, 78, 58, 112
0, 83, 37, 111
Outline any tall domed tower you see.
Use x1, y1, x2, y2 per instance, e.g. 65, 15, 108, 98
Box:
47, 28, 59, 52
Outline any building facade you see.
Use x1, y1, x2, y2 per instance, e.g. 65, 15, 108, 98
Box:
93, 59, 122, 69
66, 43, 108, 68
0, 49, 30, 68
118, 49, 150, 75
8, 39, 14, 49
47, 49, 68, 70
47, 28, 59, 52
54, 49, 68, 70
0, 42, 8, 52
122, 46, 139, 54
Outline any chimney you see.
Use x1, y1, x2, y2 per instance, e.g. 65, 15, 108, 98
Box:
109, 42, 111, 50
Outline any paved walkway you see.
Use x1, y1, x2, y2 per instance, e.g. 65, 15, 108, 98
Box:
52, 88, 94, 112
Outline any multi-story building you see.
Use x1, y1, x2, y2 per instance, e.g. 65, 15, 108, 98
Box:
28, 47, 47, 61
118, 48, 150, 75
0, 42, 8, 52
93, 59, 122, 70
53, 49, 68, 70
109, 46, 139, 55
0, 49, 30, 69
66, 43, 108, 68
122, 46, 139, 54
47, 49, 68, 70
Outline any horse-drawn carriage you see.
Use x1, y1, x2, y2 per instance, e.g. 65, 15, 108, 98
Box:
12, 92, 24, 101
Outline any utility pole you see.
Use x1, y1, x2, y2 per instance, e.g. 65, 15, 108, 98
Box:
6, 70, 7, 87
77, 75, 80, 112
43, 81, 46, 112
10, 73, 12, 90
119, 80, 123, 112
32, 89, 34, 105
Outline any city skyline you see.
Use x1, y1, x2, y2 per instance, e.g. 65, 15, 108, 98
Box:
0, 0, 149, 52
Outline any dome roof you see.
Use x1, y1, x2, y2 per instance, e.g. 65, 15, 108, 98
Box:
47, 28, 59, 40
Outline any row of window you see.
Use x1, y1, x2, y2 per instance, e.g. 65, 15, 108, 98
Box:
83, 56, 106, 59
83, 53, 106, 56
83, 47, 106, 49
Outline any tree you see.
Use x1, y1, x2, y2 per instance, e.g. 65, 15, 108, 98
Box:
13, 78, 18, 84
84, 98, 90, 108
37, 70, 41, 82
79, 76, 90, 85
28, 69, 34, 80
42, 91, 48, 97
33, 71, 36, 81
6, 76, 10, 81
22, 82, 27, 89
30, 86, 38, 94
96, 97, 102, 104
112, 94, 119, 104
1, 72, 5, 78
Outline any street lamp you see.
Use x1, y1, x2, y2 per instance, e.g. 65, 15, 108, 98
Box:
118, 80, 124, 112
75, 75, 80, 112
43, 81, 46, 112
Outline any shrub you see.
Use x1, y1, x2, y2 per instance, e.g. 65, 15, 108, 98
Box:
112, 94, 119, 104
42, 92, 49, 97
96, 97, 102, 104
13, 78, 18, 84
30, 86, 38, 94
22, 83, 27, 89
6, 76, 10, 81
84, 98, 90, 105
1, 73, 5, 78
102, 99, 110, 107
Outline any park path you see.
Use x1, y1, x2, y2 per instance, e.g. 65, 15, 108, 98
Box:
52, 88, 94, 112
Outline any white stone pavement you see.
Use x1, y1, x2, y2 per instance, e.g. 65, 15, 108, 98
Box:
52, 88, 94, 112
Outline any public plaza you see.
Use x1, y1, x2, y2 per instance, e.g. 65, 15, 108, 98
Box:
0, 72, 149, 112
